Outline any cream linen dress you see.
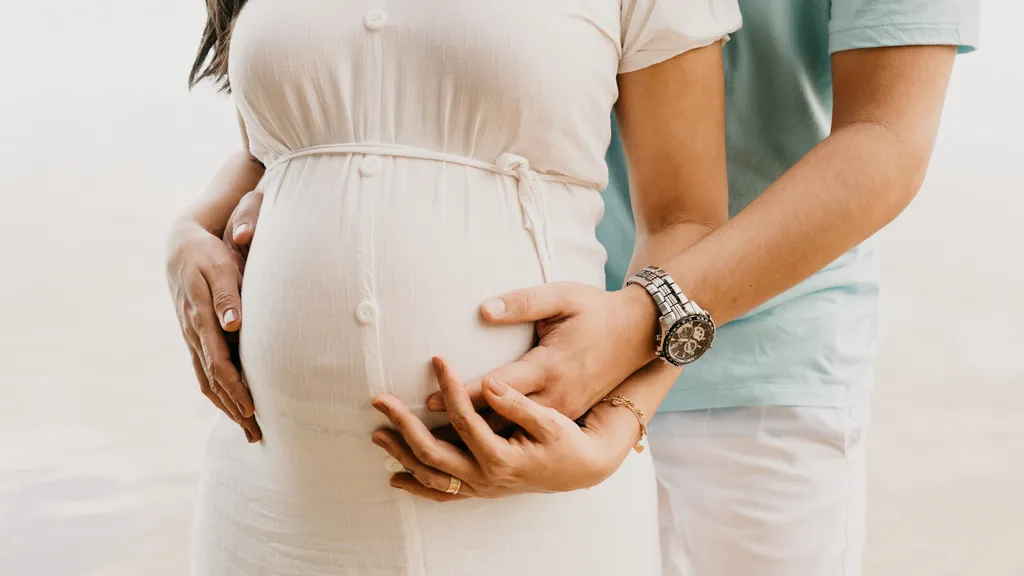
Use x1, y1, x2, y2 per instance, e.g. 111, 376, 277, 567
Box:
190, 1, 740, 574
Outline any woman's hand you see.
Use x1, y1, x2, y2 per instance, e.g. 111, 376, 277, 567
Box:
165, 215, 261, 442
371, 357, 641, 501
425, 283, 658, 421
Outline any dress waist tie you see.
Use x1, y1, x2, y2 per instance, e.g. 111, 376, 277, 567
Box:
266, 143, 595, 283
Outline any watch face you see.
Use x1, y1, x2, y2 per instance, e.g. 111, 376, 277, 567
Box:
665, 315, 715, 365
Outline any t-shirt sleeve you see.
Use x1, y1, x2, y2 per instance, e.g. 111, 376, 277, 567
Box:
829, 0, 980, 54
619, 0, 742, 74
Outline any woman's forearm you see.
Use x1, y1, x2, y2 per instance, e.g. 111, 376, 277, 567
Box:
182, 151, 266, 236
606, 361, 681, 424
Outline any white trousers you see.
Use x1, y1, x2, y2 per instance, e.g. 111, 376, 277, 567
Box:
649, 405, 869, 576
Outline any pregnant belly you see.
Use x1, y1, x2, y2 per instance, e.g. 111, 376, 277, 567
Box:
238, 157, 604, 455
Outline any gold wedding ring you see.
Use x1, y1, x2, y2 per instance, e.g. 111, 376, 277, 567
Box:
445, 475, 463, 495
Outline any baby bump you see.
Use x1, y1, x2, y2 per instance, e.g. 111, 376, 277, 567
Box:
238, 156, 606, 445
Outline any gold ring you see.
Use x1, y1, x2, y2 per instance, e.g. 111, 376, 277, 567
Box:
445, 475, 462, 495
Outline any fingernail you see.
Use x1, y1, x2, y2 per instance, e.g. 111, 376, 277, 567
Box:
244, 429, 253, 442
482, 299, 506, 318
233, 223, 251, 239
427, 395, 445, 411
236, 401, 249, 417
223, 308, 238, 325
372, 401, 390, 418
371, 433, 388, 448
487, 378, 507, 396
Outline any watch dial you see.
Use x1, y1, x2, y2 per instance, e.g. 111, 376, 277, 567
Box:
667, 316, 714, 364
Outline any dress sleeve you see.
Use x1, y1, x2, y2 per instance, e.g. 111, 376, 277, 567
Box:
619, 0, 742, 74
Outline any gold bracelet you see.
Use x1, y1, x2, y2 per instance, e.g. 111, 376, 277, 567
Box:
600, 395, 648, 453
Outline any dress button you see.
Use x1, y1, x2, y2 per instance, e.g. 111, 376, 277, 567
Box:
384, 456, 406, 473
364, 9, 387, 31
356, 301, 378, 325
359, 155, 382, 177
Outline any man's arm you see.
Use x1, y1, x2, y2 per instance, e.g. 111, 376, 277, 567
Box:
645, 45, 957, 326
181, 113, 266, 238
165, 112, 265, 441
456, 44, 961, 421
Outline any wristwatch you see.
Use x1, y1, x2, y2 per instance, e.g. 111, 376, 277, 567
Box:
626, 266, 715, 367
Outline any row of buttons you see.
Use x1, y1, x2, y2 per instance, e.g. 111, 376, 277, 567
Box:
356, 155, 381, 323
364, 7, 399, 478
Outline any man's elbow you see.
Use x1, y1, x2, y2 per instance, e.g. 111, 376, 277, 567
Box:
859, 119, 937, 221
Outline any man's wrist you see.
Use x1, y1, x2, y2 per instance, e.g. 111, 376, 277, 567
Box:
620, 283, 660, 366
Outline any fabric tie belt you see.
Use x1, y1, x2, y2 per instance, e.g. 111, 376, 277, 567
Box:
266, 143, 596, 283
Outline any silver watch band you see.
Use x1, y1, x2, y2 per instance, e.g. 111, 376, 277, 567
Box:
628, 266, 715, 367
627, 266, 685, 325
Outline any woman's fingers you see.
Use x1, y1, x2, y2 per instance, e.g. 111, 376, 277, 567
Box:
426, 349, 546, 412
371, 394, 479, 482
389, 473, 468, 503
481, 377, 559, 443
431, 357, 508, 461
431, 411, 514, 446
373, 429, 473, 495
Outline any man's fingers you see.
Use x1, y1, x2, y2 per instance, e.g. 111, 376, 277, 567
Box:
371, 393, 479, 482
192, 341, 261, 442
389, 473, 469, 503
426, 348, 548, 412
194, 303, 254, 418
481, 377, 559, 442
201, 264, 243, 333
479, 282, 576, 324
229, 190, 264, 247
237, 415, 262, 443
430, 357, 508, 460
183, 328, 237, 420
184, 329, 243, 425
372, 429, 471, 495
188, 343, 232, 418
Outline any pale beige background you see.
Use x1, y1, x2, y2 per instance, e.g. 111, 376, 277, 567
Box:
0, 2, 1021, 575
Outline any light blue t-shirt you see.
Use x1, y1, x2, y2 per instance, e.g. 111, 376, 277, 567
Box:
599, 0, 979, 412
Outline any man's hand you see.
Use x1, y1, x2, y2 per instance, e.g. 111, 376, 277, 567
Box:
223, 190, 264, 266
425, 282, 658, 422
372, 357, 641, 501
165, 191, 263, 442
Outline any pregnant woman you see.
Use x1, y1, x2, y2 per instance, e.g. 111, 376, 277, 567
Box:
175, 0, 740, 574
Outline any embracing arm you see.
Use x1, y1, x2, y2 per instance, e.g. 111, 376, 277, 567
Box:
440, 44, 960, 424
647, 45, 957, 326
178, 113, 265, 237
165, 112, 266, 441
